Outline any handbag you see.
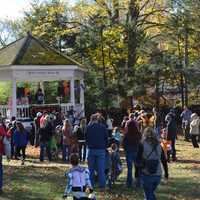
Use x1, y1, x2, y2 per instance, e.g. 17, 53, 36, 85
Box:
144, 145, 159, 174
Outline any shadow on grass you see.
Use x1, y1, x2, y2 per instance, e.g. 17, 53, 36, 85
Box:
3, 165, 67, 200
176, 159, 200, 164
96, 175, 200, 200
1, 165, 200, 200
158, 176, 200, 200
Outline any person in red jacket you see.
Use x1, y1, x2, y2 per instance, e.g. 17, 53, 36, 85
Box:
0, 117, 6, 194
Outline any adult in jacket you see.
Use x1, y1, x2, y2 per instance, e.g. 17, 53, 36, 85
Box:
86, 114, 108, 189
39, 115, 53, 161
75, 118, 87, 162
165, 109, 177, 162
123, 119, 142, 187
189, 113, 200, 148
13, 122, 29, 165
136, 127, 168, 200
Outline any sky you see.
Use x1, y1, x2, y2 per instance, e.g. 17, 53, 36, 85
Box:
0, 0, 76, 20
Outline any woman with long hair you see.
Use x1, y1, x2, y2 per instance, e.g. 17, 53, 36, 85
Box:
75, 118, 87, 162
123, 119, 142, 187
136, 127, 168, 200
13, 122, 29, 165
62, 119, 72, 162
39, 115, 53, 162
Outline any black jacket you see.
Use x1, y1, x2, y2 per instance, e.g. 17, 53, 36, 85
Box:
75, 127, 86, 142
39, 122, 53, 143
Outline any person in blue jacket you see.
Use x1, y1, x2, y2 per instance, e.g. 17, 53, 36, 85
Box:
13, 122, 29, 165
86, 114, 108, 190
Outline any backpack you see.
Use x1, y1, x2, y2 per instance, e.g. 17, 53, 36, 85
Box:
144, 144, 159, 174
145, 159, 159, 174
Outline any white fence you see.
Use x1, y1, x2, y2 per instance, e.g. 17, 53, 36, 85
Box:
17, 105, 30, 119
0, 105, 8, 118
0, 103, 78, 119
0, 105, 30, 119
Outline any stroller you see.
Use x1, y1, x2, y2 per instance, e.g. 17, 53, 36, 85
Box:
95, 147, 122, 189
109, 144, 122, 186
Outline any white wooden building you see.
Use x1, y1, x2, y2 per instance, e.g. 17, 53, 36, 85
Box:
0, 33, 85, 119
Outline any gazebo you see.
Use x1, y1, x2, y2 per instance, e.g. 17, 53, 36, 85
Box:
0, 33, 85, 119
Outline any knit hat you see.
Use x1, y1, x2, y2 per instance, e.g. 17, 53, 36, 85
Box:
36, 112, 42, 117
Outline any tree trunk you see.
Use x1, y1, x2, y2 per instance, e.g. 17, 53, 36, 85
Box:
180, 71, 185, 109
100, 26, 108, 110
155, 70, 160, 109
184, 28, 189, 106
177, 36, 185, 109
127, 0, 139, 78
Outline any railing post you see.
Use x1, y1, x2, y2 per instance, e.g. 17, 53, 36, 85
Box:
70, 79, 75, 107
80, 79, 85, 117
11, 79, 17, 118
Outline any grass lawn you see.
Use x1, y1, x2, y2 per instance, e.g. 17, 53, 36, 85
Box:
1, 137, 200, 200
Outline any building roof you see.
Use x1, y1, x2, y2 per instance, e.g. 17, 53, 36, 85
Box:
0, 33, 81, 66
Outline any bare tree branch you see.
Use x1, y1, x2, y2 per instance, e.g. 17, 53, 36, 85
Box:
139, 0, 154, 13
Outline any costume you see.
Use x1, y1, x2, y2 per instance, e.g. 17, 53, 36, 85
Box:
64, 166, 95, 200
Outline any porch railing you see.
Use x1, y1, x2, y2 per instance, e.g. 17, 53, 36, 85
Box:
0, 103, 76, 119
0, 105, 9, 118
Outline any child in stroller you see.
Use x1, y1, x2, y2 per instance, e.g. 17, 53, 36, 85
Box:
63, 154, 95, 200
110, 143, 122, 185
94, 144, 122, 189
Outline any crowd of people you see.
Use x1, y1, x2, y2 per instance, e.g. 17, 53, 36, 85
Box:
0, 105, 199, 199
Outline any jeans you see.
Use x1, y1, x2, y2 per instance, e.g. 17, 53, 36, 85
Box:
79, 142, 86, 161
141, 174, 161, 200
88, 149, 106, 188
62, 144, 70, 161
191, 135, 199, 148
0, 156, 2, 190
15, 146, 26, 160
40, 142, 52, 161
125, 150, 138, 187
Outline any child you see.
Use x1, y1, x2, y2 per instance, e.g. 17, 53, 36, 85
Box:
160, 128, 172, 160
112, 127, 121, 148
110, 143, 122, 183
63, 154, 95, 200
